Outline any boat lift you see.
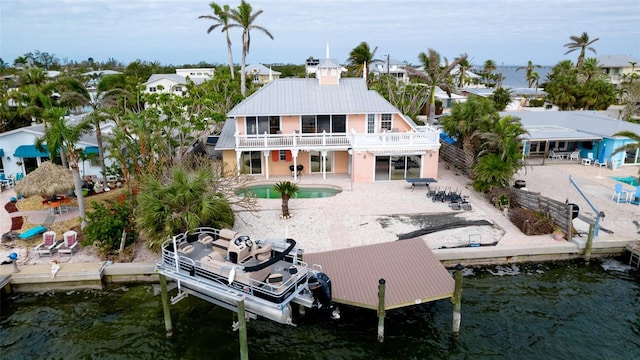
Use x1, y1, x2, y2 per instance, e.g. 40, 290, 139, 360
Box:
569, 175, 604, 237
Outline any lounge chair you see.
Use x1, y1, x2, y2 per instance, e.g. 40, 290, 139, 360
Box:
35, 231, 58, 257
18, 225, 47, 239
56, 230, 79, 256
611, 183, 630, 203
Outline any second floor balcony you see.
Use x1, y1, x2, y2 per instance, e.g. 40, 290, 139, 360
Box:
235, 129, 440, 152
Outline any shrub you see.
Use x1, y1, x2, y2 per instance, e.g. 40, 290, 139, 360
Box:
508, 208, 554, 235
529, 99, 545, 107
83, 199, 135, 253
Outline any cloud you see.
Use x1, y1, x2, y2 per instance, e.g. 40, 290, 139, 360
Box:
1, 0, 638, 66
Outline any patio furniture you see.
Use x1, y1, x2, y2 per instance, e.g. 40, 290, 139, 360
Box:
611, 183, 632, 203
56, 230, 79, 256
406, 178, 437, 191
35, 231, 59, 257
18, 225, 47, 239
570, 151, 580, 161
629, 186, 640, 206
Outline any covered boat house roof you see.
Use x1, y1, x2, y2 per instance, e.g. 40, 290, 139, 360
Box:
303, 238, 455, 310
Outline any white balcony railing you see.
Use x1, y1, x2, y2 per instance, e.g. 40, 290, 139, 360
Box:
235, 129, 440, 151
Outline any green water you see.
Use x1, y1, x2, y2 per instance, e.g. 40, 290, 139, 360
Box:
1, 259, 638, 359
236, 185, 342, 199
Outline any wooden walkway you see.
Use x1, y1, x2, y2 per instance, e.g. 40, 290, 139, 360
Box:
303, 238, 455, 310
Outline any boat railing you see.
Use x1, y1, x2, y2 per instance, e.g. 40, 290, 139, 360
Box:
159, 236, 311, 301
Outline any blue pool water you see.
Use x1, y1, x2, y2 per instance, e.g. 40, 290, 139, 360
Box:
611, 176, 639, 187
236, 185, 342, 199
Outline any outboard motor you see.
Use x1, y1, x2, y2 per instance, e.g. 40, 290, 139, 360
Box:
308, 272, 340, 319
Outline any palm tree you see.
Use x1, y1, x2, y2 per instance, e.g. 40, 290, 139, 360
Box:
136, 167, 235, 251
41, 107, 94, 228
578, 57, 602, 82
611, 131, 640, 179
57, 77, 128, 186
564, 32, 599, 68
482, 59, 497, 86
273, 180, 299, 218
516, 60, 541, 88
347, 41, 378, 82
199, 2, 235, 80
225, 0, 274, 96
455, 56, 471, 88
440, 96, 498, 175
412, 49, 467, 123
491, 87, 513, 111
530, 71, 541, 96
472, 115, 528, 192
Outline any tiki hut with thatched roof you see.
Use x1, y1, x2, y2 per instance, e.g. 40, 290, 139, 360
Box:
15, 161, 75, 197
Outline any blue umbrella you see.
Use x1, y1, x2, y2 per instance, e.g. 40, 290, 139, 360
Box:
597, 143, 607, 164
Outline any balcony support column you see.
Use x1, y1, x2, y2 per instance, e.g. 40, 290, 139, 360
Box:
263, 150, 271, 180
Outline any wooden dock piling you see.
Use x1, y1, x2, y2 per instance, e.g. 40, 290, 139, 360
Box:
452, 264, 464, 339
377, 278, 386, 343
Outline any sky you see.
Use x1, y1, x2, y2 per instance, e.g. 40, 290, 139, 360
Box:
1, 0, 639, 68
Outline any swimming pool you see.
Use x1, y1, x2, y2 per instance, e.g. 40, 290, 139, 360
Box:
611, 176, 639, 187
236, 184, 342, 199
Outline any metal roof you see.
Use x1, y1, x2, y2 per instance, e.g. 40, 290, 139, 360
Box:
303, 238, 455, 310
596, 55, 640, 68
227, 78, 402, 117
504, 110, 640, 139
143, 74, 207, 86
245, 64, 281, 75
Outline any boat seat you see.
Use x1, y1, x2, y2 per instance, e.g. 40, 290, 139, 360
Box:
218, 229, 238, 241
197, 235, 214, 246
251, 243, 273, 261
178, 242, 194, 254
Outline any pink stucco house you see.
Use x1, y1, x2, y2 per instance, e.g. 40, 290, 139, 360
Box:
215, 57, 441, 183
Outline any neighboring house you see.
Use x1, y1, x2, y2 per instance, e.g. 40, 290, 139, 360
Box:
305, 57, 320, 76
509, 110, 640, 168
368, 58, 409, 83
245, 64, 281, 85
215, 57, 441, 183
0, 115, 115, 179
597, 55, 640, 87
143, 68, 214, 95
460, 88, 547, 111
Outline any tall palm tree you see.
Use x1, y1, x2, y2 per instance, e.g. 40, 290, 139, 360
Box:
347, 41, 378, 82
455, 56, 471, 88
273, 180, 299, 218
41, 107, 94, 228
199, 2, 235, 80
225, 0, 274, 96
57, 77, 128, 186
611, 131, 640, 178
412, 49, 467, 123
564, 32, 599, 68
516, 60, 541, 88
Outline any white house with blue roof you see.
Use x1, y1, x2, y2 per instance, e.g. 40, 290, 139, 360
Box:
506, 110, 640, 168
0, 115, 115, 182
